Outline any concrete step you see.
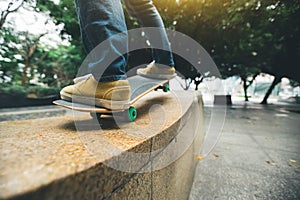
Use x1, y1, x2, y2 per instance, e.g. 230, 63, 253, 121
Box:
0, 90, 204, 200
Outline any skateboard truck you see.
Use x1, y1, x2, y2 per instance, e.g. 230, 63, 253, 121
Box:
90, 106, 137, 122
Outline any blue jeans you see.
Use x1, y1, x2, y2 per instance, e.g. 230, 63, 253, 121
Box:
75, 0, 175, 81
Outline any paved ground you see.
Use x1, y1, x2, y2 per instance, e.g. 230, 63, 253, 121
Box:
189, 101, 300, 200
0, 105, 66, 121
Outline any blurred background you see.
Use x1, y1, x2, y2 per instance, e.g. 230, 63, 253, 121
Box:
0, 0, 299, 108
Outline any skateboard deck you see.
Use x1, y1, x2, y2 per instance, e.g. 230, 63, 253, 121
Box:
53, 75, 170, 121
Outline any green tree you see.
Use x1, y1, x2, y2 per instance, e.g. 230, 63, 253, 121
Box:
0, 27, 21, 83
259, 1, 300, 103
37, 0, 86, 80
37, 0, 81, 42
0, 27, 47, 86
153, 0, 299, 102
0, 0, 85, 88
37, 44, 83, 87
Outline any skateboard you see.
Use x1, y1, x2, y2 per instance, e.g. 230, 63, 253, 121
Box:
53, 75, 170, 122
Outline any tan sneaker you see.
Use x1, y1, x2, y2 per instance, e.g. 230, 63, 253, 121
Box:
60, 76, 130, 110
137, 61, 176, 80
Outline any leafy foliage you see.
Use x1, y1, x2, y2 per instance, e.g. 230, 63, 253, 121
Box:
36, 44, 84, 87
151, 0, 299, 98
0, 27, 22, 84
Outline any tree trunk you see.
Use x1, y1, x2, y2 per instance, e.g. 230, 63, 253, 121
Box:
183, 79, 192, 90
241, 73, 259, 102
194, 76, 203, 91
261, 75, 281, 104
21, 59, 30, 86
242, 78, 249, 101
20, 33, 45, 86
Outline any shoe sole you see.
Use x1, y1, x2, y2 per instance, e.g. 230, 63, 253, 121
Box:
137, 70, 176, 80
60, 91, 130, 110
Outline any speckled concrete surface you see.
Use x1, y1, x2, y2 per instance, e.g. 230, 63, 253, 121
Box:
0, 90, 204, 199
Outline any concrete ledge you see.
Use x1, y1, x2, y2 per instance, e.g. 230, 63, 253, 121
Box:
0, 90, 204, 200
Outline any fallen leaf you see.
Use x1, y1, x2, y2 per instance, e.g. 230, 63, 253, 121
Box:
197, 155, 203, 160
289, 164, 300, 169
266, 160, 277, 166
271, 162, 277, 166
39, 133, 45, 137
213, 153, 219, 158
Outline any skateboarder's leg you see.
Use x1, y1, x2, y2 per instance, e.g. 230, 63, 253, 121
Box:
75, 0, 128, 81
60, 0, 130, 109
124, 0, 176, 79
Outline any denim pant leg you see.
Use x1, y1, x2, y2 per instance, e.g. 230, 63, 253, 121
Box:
124, 0, 175, 67
75, 0, 128, 81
